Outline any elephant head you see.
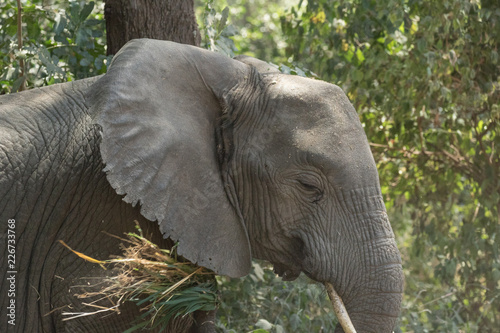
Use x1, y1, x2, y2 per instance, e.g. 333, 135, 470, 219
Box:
89, 39, 404, 332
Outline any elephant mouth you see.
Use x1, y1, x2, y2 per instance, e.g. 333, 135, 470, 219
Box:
273, 263, 301, 281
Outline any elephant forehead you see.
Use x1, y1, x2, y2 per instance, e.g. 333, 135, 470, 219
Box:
293, 124, 338, 152
266, 76, 361, 133
291, 122, 368, 166
265, 76, 365, 151
290, 123, 379, 188
262, 76, 377, 182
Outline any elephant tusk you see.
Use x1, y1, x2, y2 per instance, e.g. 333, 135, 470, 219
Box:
324, 282, 357, 333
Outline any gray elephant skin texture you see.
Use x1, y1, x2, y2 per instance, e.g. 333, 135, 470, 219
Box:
0, 39, 404, 332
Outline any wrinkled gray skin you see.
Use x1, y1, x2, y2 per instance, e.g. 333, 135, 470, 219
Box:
0, 39, 403, 332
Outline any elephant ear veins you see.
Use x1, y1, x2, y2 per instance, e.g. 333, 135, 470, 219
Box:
88, 39, 252, 278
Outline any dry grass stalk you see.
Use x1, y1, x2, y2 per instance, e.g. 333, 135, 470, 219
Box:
60, 225, 218, 332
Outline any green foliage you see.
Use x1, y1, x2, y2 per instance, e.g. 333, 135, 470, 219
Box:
125, 284, 218, 333
200, 0, 238, 57
215, 261, 336, 333
219, 0, 288, 62
196, 0, 289, 61
0, 0, 109, 93
197, 0, 317, 74
280, 0, 500, 331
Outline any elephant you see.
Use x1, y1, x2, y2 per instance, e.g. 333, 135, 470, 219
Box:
0, 39, 404, 332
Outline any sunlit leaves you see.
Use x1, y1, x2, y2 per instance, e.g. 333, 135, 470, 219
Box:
280, 0, 499, 330
216, 261, 337, 333
201, 0, 238, 57
0, 0, 110, 93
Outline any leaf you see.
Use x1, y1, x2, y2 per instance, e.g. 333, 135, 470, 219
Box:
356, 48, 365, 63
11, 76, 25, 93
94, 56, 104, 70
280, 64, 291, 74
222, 24, 238, 37
54, 13, 67, 35
79, 2, 95, 22
80, 58, 90, 66
215, 38, 234, 57
37, 46, 65, 76
218, 7, 229, 33
69, 2, 80, 21
255, 319, 273, 330
253, 263, 265, 282
491, 50, 498, 65
274, 324, 285, 333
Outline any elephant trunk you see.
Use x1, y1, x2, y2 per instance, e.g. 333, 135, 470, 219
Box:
329, 236, 404, 333
322, 188, 404, 332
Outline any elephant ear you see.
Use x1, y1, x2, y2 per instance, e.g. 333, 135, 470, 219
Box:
88, 39, 252, 277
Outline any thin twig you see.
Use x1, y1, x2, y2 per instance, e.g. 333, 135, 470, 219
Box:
422, 290, 457, 306
16, 0, 25, 91
62, 305, 120, 321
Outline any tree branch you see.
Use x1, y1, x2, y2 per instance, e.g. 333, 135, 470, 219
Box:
16, 0, 25, 91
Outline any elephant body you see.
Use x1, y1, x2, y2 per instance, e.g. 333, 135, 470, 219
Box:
0, 78, 178, 331
0, 39, 403, 332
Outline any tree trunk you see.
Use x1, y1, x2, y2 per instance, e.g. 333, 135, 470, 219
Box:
104, 0, 201, 55
104, 3, 207, 332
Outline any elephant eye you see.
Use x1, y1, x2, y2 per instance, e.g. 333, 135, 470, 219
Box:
298, 180, 318, 191
297, 179, 324, 203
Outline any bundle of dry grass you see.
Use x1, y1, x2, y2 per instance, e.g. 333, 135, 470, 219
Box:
60, 224, 218, 332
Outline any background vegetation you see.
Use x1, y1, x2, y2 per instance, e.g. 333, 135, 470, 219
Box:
0, 0, 109, 93
1, 0, 498, 332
